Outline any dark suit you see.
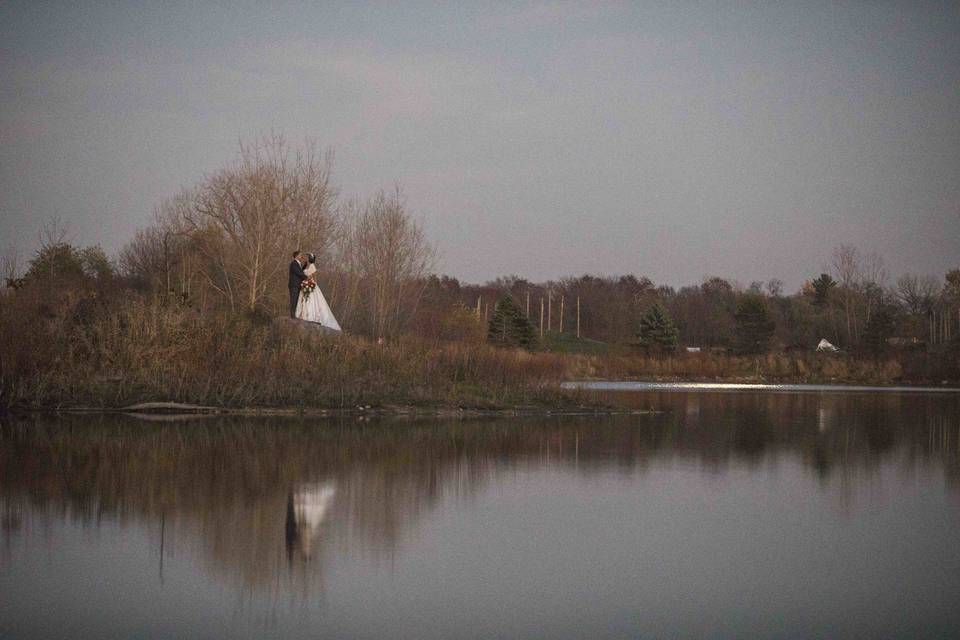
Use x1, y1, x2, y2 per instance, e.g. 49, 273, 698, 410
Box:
288, 259, 307, 318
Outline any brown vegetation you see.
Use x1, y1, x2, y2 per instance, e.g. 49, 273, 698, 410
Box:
0, 288, 580, 410
1, 276, 955, 411
2, 136, 958, 411
592, 350, 959, 385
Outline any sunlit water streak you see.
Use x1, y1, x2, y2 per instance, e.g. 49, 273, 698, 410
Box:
563, 381, 960, 393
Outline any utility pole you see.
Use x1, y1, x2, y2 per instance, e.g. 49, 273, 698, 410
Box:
540, 297, 544, 338
576, 296, 581, 339
559, 296, 564, 333
163, 231, 171, 294
547, 291, 552, 332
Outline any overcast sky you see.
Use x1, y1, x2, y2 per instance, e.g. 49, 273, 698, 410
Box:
2, 1, 958, 290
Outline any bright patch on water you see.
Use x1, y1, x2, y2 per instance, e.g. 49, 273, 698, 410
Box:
563, 380, 960, 393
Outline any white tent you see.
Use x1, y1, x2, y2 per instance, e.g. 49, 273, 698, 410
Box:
816, 338, 840, 352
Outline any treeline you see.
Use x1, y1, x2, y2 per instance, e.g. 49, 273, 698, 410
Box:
1, 136, 959, 408
7, 225, 957, 357
3, 135, 956, 356
414, 260, 959, 356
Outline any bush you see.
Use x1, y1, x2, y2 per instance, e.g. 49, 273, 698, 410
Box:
25, 243, 115, 283
439, 303, 485, 343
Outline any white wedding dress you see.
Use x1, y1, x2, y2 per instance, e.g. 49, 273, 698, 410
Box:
295, 264, 342, 331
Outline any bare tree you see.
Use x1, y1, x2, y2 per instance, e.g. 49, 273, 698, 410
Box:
765, 278, 784, 298
337, 187, 435, 339
184, 134, 337, 312
859, 250, 888, 326
119, 192, 203, 299
38, 217, 70, 250
897, 274, 939, 316
860, 250, 888, 289
118, 226, 164, 283
1, 247, 20, 279
831, 244, 861, 344
1, 245, 22, 288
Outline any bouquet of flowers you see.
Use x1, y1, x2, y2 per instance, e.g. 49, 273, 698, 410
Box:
300, 278, 317, 301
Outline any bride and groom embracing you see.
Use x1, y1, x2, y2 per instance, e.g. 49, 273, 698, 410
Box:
288, 251, 342, 331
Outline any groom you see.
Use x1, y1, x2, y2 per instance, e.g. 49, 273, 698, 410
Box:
288, 250, 307, 318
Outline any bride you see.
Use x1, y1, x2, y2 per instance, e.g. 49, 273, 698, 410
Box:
295, 253, 342, 331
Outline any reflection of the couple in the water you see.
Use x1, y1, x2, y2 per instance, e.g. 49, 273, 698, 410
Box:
1, 390, 958, 597
286, 482, 336, 563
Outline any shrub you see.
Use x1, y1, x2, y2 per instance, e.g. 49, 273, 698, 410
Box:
439, 302, 485, 343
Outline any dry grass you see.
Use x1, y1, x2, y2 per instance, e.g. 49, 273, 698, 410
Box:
2, 285, 956, 410
0, 289, 582, 409
592, 349, 957, 385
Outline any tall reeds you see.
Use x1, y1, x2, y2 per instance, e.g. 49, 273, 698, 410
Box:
0, 290, 579, 409
2, 283, 956, 410
592, 349, 954, 385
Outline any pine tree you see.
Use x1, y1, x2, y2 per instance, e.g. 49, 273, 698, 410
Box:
811, 273, 836, 307
863, 302, 897, 354
734, 294, 776, 354
487, 296, 536, 349
636, 303, 679, 351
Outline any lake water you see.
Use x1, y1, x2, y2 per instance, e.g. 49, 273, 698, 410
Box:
2, 389, 959, 639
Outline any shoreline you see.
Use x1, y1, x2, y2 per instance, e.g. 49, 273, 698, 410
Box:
7, 403, 652, 419
7, 375, 960, 419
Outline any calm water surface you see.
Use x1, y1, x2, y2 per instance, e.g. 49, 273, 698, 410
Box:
2, 390, 959, 639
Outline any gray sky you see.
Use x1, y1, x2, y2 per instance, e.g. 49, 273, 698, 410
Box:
2, 1, 958, 290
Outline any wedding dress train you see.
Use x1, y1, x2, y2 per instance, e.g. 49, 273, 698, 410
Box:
295, 264, 342, 331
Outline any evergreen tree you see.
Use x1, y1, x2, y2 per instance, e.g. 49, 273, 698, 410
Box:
636, 303, 679, 351
863, 302, 897, 354
734, 294, 776, 354
487, 296, 536, 348
811, 273, 836, 307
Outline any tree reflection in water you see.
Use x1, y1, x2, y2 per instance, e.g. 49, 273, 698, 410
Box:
1, 391, 958, 597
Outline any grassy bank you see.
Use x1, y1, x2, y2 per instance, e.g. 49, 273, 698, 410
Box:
2, 290, 957, 412
0, 292, 588, 410
536, 331, 959, 386
589, 350, 960, 386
